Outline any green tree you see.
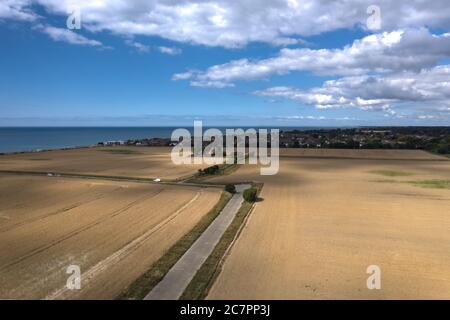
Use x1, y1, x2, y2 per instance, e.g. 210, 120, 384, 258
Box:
225, 184, 236, 194
243, 188, 257, 202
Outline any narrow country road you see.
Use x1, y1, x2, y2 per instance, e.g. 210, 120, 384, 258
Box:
144, 184, 251, 300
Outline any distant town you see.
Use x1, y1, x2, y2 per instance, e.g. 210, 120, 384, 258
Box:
98, 127, 450, 155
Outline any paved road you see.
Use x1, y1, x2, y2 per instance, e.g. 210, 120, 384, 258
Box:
144, 184, 251, 300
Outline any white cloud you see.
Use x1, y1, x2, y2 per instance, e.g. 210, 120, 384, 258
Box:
174, 29, 450, 87
125, 39, 150, 53
190, 80, 234, 88
157, 46, 182, 55
172, 70, 234, 87
0, 0, 36, 21
253, 65, 450, 118
2, 0, 450, 48
37, 24, 105, 47
417, 115, 438, 120
276, 115, 359, 121
123, 42, 180, 54
171, 71, 195, 81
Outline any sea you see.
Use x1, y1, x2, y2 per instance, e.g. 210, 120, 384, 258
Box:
0, 127, 323, 153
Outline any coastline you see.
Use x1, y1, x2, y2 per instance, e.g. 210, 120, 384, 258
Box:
0, 145, 96, 156
0, 127, 176, 154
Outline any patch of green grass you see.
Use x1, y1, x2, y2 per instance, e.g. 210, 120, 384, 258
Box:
369, 170, 415, 177
370, 179, 397, 183
373, 178, 450, 190
180, 184, 263, 300
117, 191, 233, 300
98, 149, 142, 155
408, 180, 450, 190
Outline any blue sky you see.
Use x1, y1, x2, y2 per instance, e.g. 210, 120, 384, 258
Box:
1, 1, 450, 126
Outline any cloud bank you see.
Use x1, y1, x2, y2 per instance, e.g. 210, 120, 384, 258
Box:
1, 0, 450, 47
2, 0, 450, 123
174, 29, 450, 87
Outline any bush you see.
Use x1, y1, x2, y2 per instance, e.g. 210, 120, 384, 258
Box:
225, 184, 236, 194
243, 187, 257, 202
198, 165, 220, 176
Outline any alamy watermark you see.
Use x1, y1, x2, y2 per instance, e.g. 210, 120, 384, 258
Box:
171, 121, 279, 175
366, 5, 381, 31
366, 265, 381, 290
66, 5, 81, 30
66, 265, 81, 290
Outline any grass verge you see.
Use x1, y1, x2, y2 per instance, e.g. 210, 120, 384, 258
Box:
116, 190, 233, 300
369, 170, 415, 177
186, 164, 240, 183
180, 183, 263, 300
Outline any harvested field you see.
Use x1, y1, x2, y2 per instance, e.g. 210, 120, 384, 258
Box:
207, 149, 450, 299
0, 147, 206, 181
0, 175, 221, 299
280, 148, 448, 160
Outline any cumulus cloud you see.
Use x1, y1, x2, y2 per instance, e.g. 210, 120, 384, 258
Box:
125, 39, 150, 53
3, 0, 450, 123
190, 80, 234, 88
0, 0, 36, 21
37, 24, 105, 47
171, 71, 195, 81
172, 71, 234, 88
123, 42, 180, 54
173, 29, 450, 87
157, 46, 182, 55
253, 65, 450, 117
1, 0, 450, 48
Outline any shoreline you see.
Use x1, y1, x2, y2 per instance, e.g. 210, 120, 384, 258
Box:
1, 126, 449, 156
0, 145, 96, 156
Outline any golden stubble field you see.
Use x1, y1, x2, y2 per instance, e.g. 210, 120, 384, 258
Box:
0, 174, 221, 299
207, 149, 450, 299
0, 146, 206, 181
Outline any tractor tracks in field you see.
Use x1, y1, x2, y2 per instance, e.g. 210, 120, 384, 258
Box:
45, 190, 203, 300
0, 188, 165, 272
0, 193, 111, 233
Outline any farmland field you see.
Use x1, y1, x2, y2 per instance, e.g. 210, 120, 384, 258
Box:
280, 148, 448, 160
0, 174, 221, 299
0, 146, 206, 181
207, 149, 450, 299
